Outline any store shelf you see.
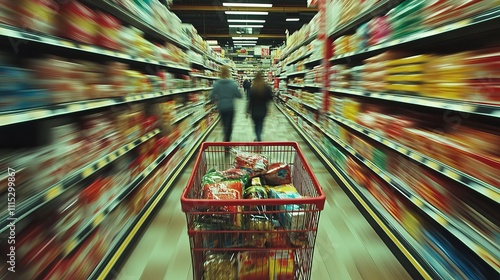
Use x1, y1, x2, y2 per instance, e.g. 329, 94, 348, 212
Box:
328, 0, 403, 38
285, 51, 313, 66
61, 126, 198, 258
303, 57, 323, 65
90, 116, 220, 279
312, 115, 500, 274
329, 7, 500, 62
328, 114, 500, 204
287, 84, 304, 88
303, 83, 323, 89
191, 45, 208, 56
80, 0, 189, 49
275, 103, 437, 280
0, 24, 191, 71
191, 74, 219, 80
191, 60, 218, 72
171, 112, 194, 124
0, 128, 161, 233
286, 70, 308, 77
329, 87, 500, 119
282, 31, 318, 58
0, 87, 209, 127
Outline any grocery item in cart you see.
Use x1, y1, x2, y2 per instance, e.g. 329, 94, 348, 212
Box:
232, 148, 269, 177
203, 252, 238, 280
263, 163, 292, 186
202, 168, 251, 186
202, 180, 243, 227
194, 222, 244, 248
245, 216, 272, 248
269, 250, 295, 280
268, 185, 308, 247
238, 251, 270, 280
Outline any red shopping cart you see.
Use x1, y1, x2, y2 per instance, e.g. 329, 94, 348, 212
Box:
181, 142, 326, 280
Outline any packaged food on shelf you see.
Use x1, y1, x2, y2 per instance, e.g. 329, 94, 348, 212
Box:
0, 0, 17, 26
346, 156, 368, 188
17, 0, 58, 35
95, 12, 121, 50
17, 223, 62, 279
423, 0, 498, 29
58, 1, 97, 45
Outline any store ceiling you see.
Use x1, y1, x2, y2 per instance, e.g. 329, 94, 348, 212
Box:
170, 0, 317, 48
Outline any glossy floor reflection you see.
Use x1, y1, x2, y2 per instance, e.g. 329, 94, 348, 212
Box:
117, 99, 411, 280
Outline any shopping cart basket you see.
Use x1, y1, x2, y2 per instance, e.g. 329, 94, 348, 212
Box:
181, 142, 326, 280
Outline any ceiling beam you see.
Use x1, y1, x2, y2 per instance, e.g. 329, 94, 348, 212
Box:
170, 6, 317, 12
204, 34, 286, 38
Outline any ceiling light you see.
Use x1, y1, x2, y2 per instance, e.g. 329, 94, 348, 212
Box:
232, 37, 258, 40
225, 11, 268, 15
227, 19, 265, 23
235, 43, 257, 46
206, 40, 218, 45
238, 54, 254, 57
286, 18, 300, 21
233, 41, 257, 43
223, 3, 272, 8
229, 25, 263, 28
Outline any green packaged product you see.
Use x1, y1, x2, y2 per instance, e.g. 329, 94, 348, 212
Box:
387, 0, 424, 21
372, 149, 388, 172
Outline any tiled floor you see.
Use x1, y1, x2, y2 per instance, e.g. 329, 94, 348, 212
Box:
117, 99, 411, 280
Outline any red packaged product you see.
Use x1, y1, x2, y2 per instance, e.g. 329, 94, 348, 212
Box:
263, 163, 292, 186
80, 178, 105, 217
59, 1, 97, 45
232, 149, 268, 176
203, 181, 244, 227
95, 12, 121, 50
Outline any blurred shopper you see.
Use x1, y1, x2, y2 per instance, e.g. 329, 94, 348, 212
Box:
210, 65, 242, 142
243, 76, 251, 100
247, 71, 273, 142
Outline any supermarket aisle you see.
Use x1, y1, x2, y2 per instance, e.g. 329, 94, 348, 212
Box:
117, 98, 411, 280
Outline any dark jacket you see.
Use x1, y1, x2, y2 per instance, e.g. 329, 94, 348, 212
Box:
243, 79, 251, 91
247, 85, 273, 117
210, 79, 242, 112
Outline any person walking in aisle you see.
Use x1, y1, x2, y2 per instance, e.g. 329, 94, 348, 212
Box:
247, 71, 273, 142
243, 76, 251, 100
210, 65, 242, 142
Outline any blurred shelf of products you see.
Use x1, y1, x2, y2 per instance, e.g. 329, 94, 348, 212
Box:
0, 0, 221, 279
0, 0, 499, 279
277, 0, 500, 279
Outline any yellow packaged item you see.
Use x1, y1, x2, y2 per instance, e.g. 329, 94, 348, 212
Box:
386, 74, 424, 82
387, 55, 432, 67
387, 64, 425, 74
269, 250, 294, 280
386, 83, 421, 93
